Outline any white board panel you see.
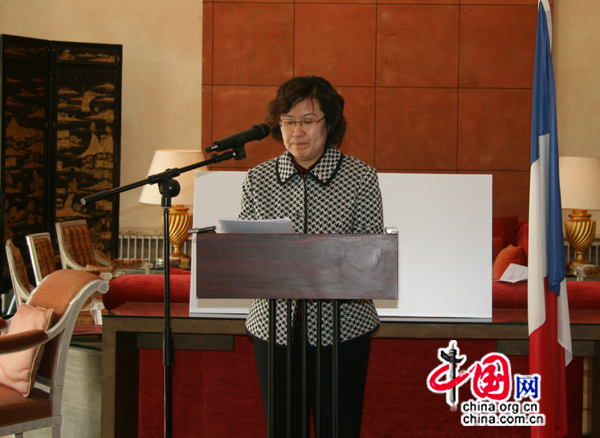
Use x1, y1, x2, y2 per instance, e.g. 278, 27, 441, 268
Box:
190, 170, 492, 319
375, 173, 492, 318
190, 171, 250, 317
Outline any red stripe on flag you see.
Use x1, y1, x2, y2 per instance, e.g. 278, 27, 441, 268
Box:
529, 281, 568, 438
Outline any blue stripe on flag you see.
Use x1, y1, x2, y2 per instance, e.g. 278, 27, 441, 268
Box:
530, 3, 565, 295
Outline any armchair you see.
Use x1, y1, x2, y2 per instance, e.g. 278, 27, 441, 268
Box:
0, 269, 109, 437
55, 220, 114, 277
55, 220, 152, 279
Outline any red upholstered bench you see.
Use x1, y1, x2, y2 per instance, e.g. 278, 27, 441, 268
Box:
103, 268, 191, 311
494, 280, 600, 310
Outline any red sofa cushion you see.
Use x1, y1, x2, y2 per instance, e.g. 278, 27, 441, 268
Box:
492, 237, 504, 262
492, 244, 527, 280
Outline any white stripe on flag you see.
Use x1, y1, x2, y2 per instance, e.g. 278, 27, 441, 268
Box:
558, 281, 572, 364
528, 157, 546, 334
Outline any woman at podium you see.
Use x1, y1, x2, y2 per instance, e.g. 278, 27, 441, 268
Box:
238, 76, 384, 437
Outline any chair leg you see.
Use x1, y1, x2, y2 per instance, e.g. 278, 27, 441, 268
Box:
89, 299, 105, 325
81, 296, 105, 325
142, 260, 153, 275
91, 308, 103, 325
51, 424, 61, 438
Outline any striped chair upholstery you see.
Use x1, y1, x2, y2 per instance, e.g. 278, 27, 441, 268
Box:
32, 237, 57, 281
62, 224, 97, 267
5, 240, 34, 312
11, 246, 34, 295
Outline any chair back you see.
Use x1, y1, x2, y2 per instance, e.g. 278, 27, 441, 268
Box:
5, 240, 34, 308
26, 232, 57, 285
55, 220, 96, 268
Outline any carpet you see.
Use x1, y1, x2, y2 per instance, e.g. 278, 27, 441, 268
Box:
138, 337, 583, 437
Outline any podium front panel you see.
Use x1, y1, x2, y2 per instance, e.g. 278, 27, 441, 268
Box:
195, 233, 398, 300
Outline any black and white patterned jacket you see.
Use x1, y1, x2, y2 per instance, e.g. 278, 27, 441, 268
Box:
238, 146, 384, 346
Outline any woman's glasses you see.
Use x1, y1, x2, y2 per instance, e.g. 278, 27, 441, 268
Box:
279, 116, 325, 130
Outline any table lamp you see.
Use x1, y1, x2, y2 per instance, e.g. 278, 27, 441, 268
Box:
559, 156, 600, 275
139, 149, 204, 269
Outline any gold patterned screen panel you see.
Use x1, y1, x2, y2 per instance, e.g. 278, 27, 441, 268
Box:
52, 42, 122, 261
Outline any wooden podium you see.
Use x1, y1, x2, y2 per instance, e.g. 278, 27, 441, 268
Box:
195, 233, 398, 438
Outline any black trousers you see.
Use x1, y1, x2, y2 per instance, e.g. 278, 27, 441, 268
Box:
254, 330, 371, 438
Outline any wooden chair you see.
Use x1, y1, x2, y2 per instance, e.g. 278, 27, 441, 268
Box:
55, 220, 152, 278
0, 270, 109, 437
54, 220, 114, 275
4, 240, 34, 314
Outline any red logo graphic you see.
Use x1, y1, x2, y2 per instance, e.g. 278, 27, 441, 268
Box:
427, 341, 512, 410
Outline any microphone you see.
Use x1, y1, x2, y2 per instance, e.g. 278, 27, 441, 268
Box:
205, 124, 270, 153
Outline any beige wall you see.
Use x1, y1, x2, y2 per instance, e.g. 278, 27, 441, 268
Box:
555, 0, 600, 159
554, 0, 600, 232
1, 1, 598, 231
0, 0, 204, 231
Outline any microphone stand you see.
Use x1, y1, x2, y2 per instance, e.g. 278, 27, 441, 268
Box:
81, 145, 247, 438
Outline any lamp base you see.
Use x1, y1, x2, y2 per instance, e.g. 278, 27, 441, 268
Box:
564, 209, 596, 276
165, 205, 193, 269
170, 249, 191, 269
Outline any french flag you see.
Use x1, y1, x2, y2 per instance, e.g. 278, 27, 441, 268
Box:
528, 1, 573, 437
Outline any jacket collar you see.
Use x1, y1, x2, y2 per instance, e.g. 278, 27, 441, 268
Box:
276, 147, 344, 186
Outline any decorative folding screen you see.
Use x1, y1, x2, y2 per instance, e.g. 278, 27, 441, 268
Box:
0, 34, 122, 276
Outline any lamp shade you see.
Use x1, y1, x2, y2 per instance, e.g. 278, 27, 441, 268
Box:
139, 149, 205, 206
559, 156, 600, 210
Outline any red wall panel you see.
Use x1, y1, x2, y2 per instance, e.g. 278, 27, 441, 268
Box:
377, 5, 459, 88
203, 0, 540, 220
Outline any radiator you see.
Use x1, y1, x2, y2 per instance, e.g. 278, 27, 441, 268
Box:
118, 230, 192, 263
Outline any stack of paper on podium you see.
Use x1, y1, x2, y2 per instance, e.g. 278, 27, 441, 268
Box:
219, 218, 294, 234
190, 170, 492, 320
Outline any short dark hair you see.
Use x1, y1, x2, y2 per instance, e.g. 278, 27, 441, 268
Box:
266, 76, 347, 147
